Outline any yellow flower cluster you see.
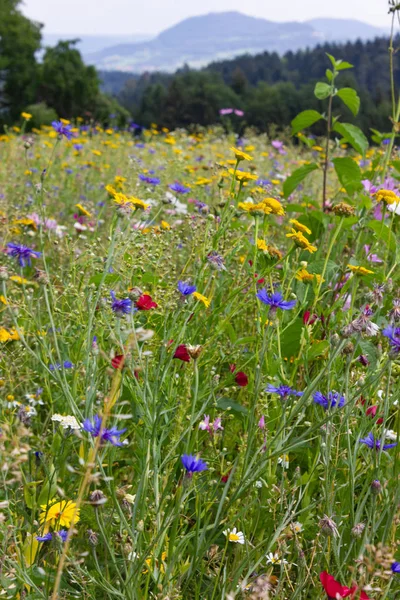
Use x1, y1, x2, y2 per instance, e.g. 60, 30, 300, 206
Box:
0, 328, 19, 343
105, 184, 149, 211
238, 197, 284, 216
256, 239, 283, 259
295, 269, 323, 284
374, 189, 399, 204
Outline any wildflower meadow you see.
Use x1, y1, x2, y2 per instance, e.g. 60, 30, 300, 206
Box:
1, 51, 400, 600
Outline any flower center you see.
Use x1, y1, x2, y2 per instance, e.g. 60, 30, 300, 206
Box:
229, 533, 239, 542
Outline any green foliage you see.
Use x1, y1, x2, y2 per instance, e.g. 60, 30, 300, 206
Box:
332, 157, 363, 194
333, 122, 369, 155
24, 102, 58, 128
291, 110, 324, 135
283, 163, 319, 198
0, 0, 42, 122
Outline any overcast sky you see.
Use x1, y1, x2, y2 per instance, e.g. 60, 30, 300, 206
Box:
21, 0, 392, 35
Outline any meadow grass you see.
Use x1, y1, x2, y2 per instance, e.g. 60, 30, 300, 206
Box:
0, 120, 399, 599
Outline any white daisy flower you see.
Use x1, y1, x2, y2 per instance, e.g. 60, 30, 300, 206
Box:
266, 552, 288, 565
223, 527, 245, 544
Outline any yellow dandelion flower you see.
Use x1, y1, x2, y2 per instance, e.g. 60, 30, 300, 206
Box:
230, 146, 253, 162
286, 229, 317, 253
39, 500, 79, 529
161, 220, 171, 230
374, 189, 399, 205
257, 239, 268, 252
193, 292, 211, 308
289, 219, 311, 235
295, 269, 323, 284
262, 197, 285, 215
347, 265, 374, 275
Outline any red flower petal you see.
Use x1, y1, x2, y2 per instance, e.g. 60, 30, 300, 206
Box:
136, 294, 158, 310
173, 344, 191, 362
111, 354, 125, 369
366, 405, 377, 417
320, 572, 355, 598
235, 371, 248, 387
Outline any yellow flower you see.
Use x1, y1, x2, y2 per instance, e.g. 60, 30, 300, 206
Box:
230, 146, 253, 162
39, 500, 79, 529
0, 328, 12, 343
257, 239, 268, 252
10, 275, 29, 285
105, 184, 118, 197
347, 265, 374, 275
256, 239, 283, 259
12, 217, 37, 229
295, 269, 323, 284
238, 201, 272, 215
228, 169, 258, 183
21, 112, 32, 120
75, 203, 92, 217
286, 230, 317, 253
194, 177, 213, 185
0, 295, 7, 305
289, 219, 311, 235
193, 292, 211, 308
262, 197, 285, 216
312, 145, 324, 152
60, 118, 70, 125
374, 189, 399, 205
92, 150, 102, 156
161, 220, 170, 230
24, 169, 33, 176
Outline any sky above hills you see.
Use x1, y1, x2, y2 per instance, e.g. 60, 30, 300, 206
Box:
22, 0, 391, 34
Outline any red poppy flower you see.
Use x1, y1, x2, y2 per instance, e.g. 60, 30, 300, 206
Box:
111, 354, 125, 369
173, 344, 191, 362
320, 572, 369, 599
235, 371, 248, 387
136, 294, 158, 310
366, 405, 383, 424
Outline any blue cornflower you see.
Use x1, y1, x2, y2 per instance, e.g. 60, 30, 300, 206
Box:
49, 361, 74, 371
391, 562, 400, 573
256, 289, 296, 311
36, 530, 68, 542
181, 454, 208, 474
110, 291, 132, 315
52, 120, 73, 140
83, 414, 127, 446
382, 326, 400, 353
266, 384, 303, 398
6, 243, 41, 267
313, 391, 345, 410
169, 182, 190, 194
139, 173, 160, 185
178, 281, 196, 296
360, 432, 397, 451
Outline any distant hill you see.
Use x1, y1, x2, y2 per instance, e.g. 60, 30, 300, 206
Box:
42, 33, 152, 57
80, 11, 386, 73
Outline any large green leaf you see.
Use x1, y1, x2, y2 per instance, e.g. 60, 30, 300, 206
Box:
291, 110, 324, 135
217, 397, 248, 416
366, 219, 397, 252
337, 88, 360, 116
314, 82, 331, 100
332, 157, 363, 195
283, 163, 319, 198
333, 122, 369, 156
280, 319, 304, 359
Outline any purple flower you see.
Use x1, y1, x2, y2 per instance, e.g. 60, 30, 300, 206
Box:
169, 182, 190, 194
6, 243, 41, 267
178, 281, 196, 296
234, 109, 244, 116
256, 289, 296, 311
207, 251, 226, 271
313, 391, 345, 409
383, 326, 400, 353
266, 384, 303, 398
36, 530, 68, 542
83, 414, 127, 446
52, 120, 73, 140
272, 140, 283, 150
181, 454, 208, 474
219, 108, 233, 115
391, 562, 400, 573
360, 432, 397, 451
36, 532, 53, 542
139, 174, 160, 185
49, 361, 74, 371
110, 291, 132, 315
361, 179, 378, 195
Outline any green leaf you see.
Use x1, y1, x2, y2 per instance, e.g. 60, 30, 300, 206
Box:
283, 163, 319, 198
337, 88, 360, 116
280, 319, 304, 359
314, 82, 331, 100
366, 220, 397, 252
333, 122, 369, 156
332, 157, 363, 195
306, 340, 330, 361
325, 69, 333, 82
335, 60, 354, 71
291, 110, 323, 135
217, 397, 248, 416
